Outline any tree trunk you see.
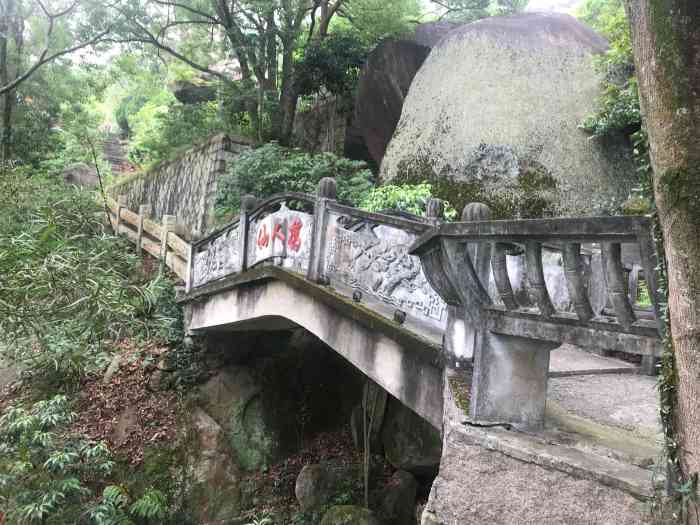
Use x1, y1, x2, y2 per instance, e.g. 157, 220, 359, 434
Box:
277, 45, 298, 145
623, 0, 700, 516
0, 1, 10, 163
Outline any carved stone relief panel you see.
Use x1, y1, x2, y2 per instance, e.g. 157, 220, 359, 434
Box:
247, 204, 313, 274
193, 225, 241, 287
325, 215, 448, 328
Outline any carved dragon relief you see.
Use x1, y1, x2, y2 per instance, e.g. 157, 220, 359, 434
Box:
193, 225, 241, 287
325, 218, 448, 326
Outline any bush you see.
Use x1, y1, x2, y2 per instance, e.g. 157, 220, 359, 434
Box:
0, 169, 182, 387
0, 395, 115, 524
358, 182, 458, 220
214, 143, 374, 221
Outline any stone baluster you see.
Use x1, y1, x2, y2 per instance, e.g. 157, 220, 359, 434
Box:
492, 243, 518, 310
562, 243, 594, 322
238, 194, 257, 272
525, 241, 555, 318
602, 242, 636, 329
307, 178, 337, 284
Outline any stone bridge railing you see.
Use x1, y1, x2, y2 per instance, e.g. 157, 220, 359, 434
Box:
109, 178, 663, 430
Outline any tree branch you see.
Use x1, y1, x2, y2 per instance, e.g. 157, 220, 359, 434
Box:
0, 29, 110, 95
150, 0, 219, 23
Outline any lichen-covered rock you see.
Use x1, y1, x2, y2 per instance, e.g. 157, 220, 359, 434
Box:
381, 400, 442, 477
380, 13, 638, 217
198, 366, 280, 471
378, 470, 418, 525
321, 505, 383, 525
186, 408, 241, 523
295, 464, 334, 511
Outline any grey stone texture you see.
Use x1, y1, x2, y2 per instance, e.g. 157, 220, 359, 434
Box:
377, 470, 418, 525
381, 398, 442, 477
421, 431, 651, 525
62, 162, 98, 188
295, 464, 335, 511
380, 13, 638, 217
109, 134, 252, 239
354, 40, 431, 165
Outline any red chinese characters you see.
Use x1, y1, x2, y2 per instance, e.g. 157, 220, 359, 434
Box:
256, 224, 269, 248
288, 218, 303, 252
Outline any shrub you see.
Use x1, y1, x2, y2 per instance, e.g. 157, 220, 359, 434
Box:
0, 169, 183, 387
214, 143, 374, 221
0, 396, 115, 524
358, 182, 458, 220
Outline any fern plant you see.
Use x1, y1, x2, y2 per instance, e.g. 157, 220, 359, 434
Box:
0, 396, 115, 524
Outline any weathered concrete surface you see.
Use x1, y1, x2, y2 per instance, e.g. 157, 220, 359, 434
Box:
421, 430, 651, 525
184, 269, 444, 430
109, 134, 252, 238
549, 343, 637, 376
422, 370, 656, 524
549, 373, 661, 438
381, 13, 638, 216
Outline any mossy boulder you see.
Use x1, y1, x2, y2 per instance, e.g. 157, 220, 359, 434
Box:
380, 13, 638, 217
321, 505, 383, 525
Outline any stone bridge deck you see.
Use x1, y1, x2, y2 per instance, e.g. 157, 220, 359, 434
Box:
107, 178, 664, 433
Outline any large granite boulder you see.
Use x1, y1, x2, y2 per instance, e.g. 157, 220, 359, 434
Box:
354, 40, 431, 165
380, 13, 638, 217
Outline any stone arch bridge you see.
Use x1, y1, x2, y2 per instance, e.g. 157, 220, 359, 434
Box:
106, 178, 663, 434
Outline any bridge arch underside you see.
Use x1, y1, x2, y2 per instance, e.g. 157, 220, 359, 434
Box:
184, 269, 444, 430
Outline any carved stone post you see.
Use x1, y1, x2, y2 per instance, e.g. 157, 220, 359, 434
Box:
238, 194, 257, 272
411, 202, 557, 430
115, 194, 127, 235
160, 214, 177, 273
136, 204, 150, 255
307, 178, 337, 284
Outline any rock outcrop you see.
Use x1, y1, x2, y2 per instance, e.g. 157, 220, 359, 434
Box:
354, 40, 431, 165
380, 13, 638, 217
382, 399, 442, 478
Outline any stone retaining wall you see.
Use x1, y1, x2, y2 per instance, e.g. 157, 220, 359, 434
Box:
109, 134, 252, 239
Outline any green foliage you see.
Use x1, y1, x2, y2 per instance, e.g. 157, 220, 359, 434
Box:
577, 0, 640, 141
337, 0, 421, 45
359, 182, 458, 220
296, 32, 369, 100
0, 395, 115, 524
115, 94, 149, 137
214, 143, 374, 220
435, 0, 528, 22
0, 169, 183, 387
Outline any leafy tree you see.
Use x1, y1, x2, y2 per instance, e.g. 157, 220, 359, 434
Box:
431, 0, 527, 22
295, 31, 368, 101
214, 142, 374, 220
0, 0, 116, 161
623, 2, 700, 520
